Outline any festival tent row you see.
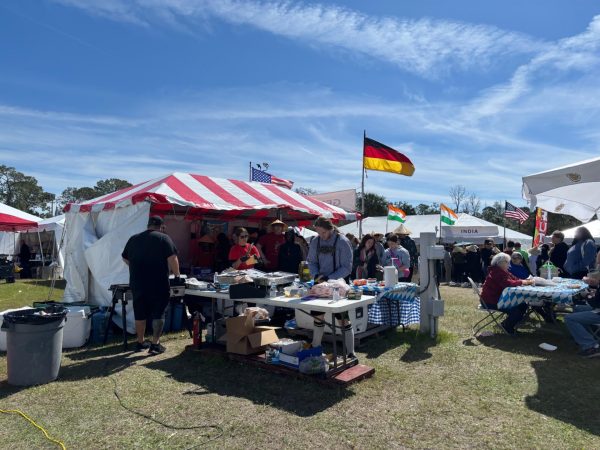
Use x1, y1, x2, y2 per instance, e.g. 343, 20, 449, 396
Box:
0, 202, 41, 255
338, 213, 533, 247
0, 203, 65, 275
62, 172, 356, 330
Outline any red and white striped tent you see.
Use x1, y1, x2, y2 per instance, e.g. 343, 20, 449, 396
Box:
65, 172, 356, 223
0, 202, 40, 231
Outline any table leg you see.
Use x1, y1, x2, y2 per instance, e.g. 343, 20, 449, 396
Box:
211, 297, 216, 343
340, 315, 347, 367
331, 312, 338, 370
121, 293, 128, 351
103, 292, 117, 345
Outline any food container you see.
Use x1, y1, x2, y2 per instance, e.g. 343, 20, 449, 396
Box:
346, 289, 362, 300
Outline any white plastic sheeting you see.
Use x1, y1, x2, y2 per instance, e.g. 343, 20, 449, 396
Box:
63, 202, 151, 333
0, 231, 16, 255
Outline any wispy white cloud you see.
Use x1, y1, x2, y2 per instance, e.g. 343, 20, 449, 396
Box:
463, 15, 600, 123
54, 0, 544, 78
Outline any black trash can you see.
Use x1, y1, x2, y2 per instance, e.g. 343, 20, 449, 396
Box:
1, 306, 68, 386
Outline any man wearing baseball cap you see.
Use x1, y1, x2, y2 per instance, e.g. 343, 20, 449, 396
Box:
122, 215, 180, 354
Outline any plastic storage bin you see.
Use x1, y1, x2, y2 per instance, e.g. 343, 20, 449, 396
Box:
294, 306, 368, 334
63, 306, 92, 348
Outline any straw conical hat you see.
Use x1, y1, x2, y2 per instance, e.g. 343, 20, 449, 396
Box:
394, 224, 411, 235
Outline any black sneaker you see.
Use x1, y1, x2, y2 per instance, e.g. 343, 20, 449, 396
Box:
579, 346, 600, 358
148, 343, 166, 355
134, 341, 151, 352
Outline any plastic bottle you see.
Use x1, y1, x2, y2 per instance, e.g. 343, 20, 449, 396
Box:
269, 282, 277, 298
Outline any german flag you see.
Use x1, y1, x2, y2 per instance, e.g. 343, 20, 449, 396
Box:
363, 137, 415, 176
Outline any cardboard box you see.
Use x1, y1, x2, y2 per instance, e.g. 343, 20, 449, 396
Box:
224, 316, 279, 355
278, 346, 322, 370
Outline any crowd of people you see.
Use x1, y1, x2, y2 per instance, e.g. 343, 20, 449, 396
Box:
443, 227, 598, 287
473, 226, 600, 358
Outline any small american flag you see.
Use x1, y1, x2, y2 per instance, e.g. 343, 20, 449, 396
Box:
504, 201, 529, 224
251, 167, 294, 189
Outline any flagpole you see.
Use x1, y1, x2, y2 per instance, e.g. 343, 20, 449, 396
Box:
249, 162, 252, 182
439, 210, 442, 244
359, 130, 366, 239
503, 200, 507, 249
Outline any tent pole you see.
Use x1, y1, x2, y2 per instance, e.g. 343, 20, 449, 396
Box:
37, 231, 45, 266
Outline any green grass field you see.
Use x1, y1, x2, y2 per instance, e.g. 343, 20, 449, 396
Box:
1, 280, 599, 449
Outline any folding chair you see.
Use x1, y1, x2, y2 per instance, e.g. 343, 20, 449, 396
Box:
591, 323, 600, 341
468, 277, 509, 336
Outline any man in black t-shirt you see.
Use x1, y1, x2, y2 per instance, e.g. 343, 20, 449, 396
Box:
549, 230, 569, 274
122, 216, 180, 354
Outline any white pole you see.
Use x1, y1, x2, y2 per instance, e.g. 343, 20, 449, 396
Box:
418, 232, 440, 335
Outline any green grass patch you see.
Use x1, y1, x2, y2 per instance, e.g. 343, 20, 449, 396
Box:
1, 283, 599, 448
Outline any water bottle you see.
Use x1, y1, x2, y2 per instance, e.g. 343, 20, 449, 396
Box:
269, 282, 277, 298
332, 285, 341, 301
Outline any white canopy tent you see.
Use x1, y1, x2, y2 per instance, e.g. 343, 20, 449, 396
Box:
339, 213, 533, 247
523, 156, 600, 223
561, 220, 600, 244
20, 215, 66, 273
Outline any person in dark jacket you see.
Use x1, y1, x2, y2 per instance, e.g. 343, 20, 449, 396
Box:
18, 241, 32, 279
549, 230, 569, 274
353, 234, 381, 279
214, 233, 231, 273
564, 227, 597, 279
481, 253, 534, 334
278, 229, 303, 274
537, 244, 550, 275
480, 239, 495, 275
465, 245, 483, 283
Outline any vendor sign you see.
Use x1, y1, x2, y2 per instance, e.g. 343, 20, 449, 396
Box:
441, 225, 499, 240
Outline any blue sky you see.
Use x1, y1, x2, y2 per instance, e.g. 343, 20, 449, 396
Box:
1, 0, 599, 208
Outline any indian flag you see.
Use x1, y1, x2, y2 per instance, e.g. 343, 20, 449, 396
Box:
388, 205, 406, 223
440, 204, 458, 225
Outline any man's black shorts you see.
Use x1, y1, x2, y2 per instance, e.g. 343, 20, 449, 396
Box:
132, 295, 169, 321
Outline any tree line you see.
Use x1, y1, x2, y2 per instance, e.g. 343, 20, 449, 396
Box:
1, 166, 585, 235
0, 165, 131, 217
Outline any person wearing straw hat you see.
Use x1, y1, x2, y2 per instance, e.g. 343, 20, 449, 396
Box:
257, 219, 287, 271
395, 224, 418, 282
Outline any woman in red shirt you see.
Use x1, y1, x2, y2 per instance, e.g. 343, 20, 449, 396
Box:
228, 227, 261, 270
481, 252, 534, 334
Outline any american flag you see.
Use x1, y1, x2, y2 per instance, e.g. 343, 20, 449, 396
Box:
251, 167, 294, 189
504, 201, 529, 224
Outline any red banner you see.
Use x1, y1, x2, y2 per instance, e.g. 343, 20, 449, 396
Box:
533, 207, 548, 247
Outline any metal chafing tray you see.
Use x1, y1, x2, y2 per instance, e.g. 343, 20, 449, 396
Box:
251, 271, 297, 287
215, 269, 296, 286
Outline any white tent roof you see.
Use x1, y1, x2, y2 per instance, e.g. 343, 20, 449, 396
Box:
522, 156, 600, 222
32, 215, 65, 233
338, 213, 532, 246
561, 220, 600, 243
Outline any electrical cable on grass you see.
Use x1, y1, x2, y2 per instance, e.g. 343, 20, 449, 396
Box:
0, 409, 66, 449
110, 377, 224, 448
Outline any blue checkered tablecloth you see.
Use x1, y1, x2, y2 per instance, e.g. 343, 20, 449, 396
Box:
358, 283, 420, 326
497, 278, 588, 310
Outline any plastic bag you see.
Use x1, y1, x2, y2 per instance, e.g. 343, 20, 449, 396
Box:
299, 356, 329, 375
309, 279, 351, 298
